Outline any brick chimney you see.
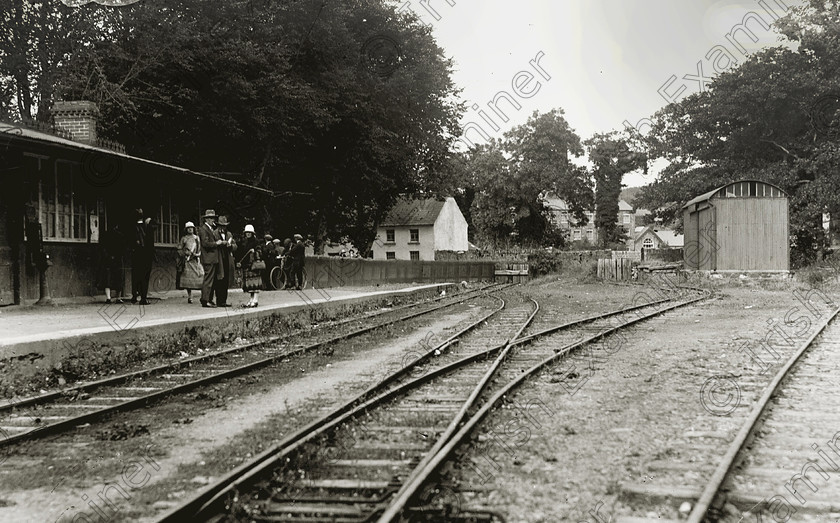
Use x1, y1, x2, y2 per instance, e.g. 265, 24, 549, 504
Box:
51, 100, 99, 145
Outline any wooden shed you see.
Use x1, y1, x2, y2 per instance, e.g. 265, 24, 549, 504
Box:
682, 180, 789, 271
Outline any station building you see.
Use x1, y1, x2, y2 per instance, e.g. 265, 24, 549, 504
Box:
682, 180, 789, 272
0, 101, 270, 305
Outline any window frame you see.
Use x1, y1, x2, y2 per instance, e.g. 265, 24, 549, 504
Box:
36, 157, 106, 243
409, 229, 419, 243
386, 251, 396, 260
409, 251, 420, 261
385, 229, 395, 243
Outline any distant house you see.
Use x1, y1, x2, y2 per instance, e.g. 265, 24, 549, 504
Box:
633, 225, 685, 251
372, 197, 468, 261
545, 195, 635, 245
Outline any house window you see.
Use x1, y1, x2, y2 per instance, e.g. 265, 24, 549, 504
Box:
39, 159, 105, 242
409, 251, 420, 261
623, 214, 630, 224
409, 229, 419, 243
586, 229, 593, 240
560, 212, 569, 225
573, 229, 581, 240
155, 192, 179, 245
386, 252, 396, 260
643, 238, 654, 249
386, 229, 395, 243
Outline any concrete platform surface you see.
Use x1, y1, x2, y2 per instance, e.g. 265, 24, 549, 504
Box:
0, 284, 450, 358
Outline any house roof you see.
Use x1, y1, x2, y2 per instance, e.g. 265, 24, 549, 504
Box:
0, 121, 273, 195
381, 198, 446, 226
634, 225, 684, 247
682, 179, 787, 209
545, 195, 632, 213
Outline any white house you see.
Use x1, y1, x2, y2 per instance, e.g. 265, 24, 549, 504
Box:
632, 225, 685, 251
372, 197, 468, 261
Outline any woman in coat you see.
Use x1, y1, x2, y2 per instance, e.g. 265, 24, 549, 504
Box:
237, 224, 264, 307
176, 221, 203, 303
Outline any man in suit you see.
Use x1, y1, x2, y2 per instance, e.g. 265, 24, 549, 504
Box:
131, 208, 153, 305
213, 215, 236, 307
288, 233, 306, 290
261, 234, 276, 289
198, 209, 221, 307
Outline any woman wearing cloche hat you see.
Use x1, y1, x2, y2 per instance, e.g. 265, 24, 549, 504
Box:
236, 224, 265, 307
176, 221, 203, 303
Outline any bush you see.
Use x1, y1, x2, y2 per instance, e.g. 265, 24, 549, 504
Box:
527, 251, 563, 276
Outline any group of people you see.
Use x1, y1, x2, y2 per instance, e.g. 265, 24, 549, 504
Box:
177, 209, 306, 308
98, 208, 157, 305
97, 208, 307, 308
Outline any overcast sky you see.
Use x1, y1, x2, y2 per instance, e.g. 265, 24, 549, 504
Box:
400, 0, 800, 187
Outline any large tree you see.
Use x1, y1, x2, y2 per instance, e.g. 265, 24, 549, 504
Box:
585, 132, 646, 247
467, 109, 592, 247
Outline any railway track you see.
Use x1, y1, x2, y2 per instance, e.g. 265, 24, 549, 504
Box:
159, 287, 709, 522
0, 283, 501, 450
682, 304, 840, 522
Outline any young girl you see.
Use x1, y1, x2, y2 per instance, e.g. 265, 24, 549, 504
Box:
237, 224, 264, 307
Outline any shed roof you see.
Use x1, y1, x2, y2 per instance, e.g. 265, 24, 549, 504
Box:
0, 121, 273, 195
381, 198, 446, 226
682, 179, 787, 209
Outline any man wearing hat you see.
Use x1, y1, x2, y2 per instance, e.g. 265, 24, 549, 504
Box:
212, 215, 237, 307
261, 234, 277, 289
287, 233, 306, 290
197, 209, 221, 307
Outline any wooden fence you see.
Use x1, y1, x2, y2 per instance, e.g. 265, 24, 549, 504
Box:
597, 258, 633, 281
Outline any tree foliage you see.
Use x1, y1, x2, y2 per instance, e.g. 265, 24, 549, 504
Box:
585, 132, 646, 246
465, 109, 592, 247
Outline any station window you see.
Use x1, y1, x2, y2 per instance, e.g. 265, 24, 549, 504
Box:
409, 229, 419, 243
37, 158, 105, 242
409, 251, 420, 261
156, 192, 180, 245
386, 229, 395, 243
386, 252, 396, 260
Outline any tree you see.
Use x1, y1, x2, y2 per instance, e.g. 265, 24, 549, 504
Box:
467, 109, 591, 247
585, 132, 646, 247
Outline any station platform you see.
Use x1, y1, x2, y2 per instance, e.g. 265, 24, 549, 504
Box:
0, 283, 453, 366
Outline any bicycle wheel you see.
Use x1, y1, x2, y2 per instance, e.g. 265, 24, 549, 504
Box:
270, 266, 285, 290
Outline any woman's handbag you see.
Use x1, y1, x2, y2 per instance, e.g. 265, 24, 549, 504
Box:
251, 259, 266, 271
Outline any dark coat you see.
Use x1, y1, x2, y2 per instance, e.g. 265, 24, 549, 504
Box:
216, 228, 237, 279
198, 222, 220, 265
289, 240, 305, 266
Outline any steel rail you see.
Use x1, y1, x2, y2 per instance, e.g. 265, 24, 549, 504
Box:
160, 289, 706, 522
0, 284, 503, 449
0, 283, 494, 415
156, 294, 511, 522
376, 299, 539, 521
377, 290, 710, 522
686, 304, 840, 523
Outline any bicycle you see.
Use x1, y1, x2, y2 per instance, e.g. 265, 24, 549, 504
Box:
269, 257, 308, 290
